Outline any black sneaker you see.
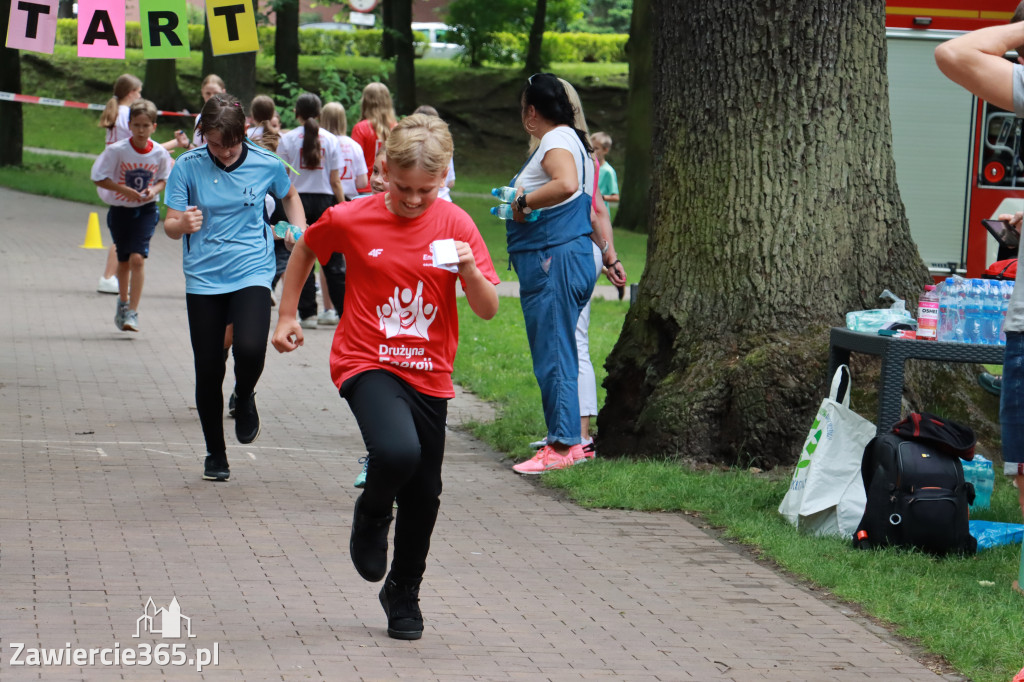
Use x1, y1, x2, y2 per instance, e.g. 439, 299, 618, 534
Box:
349, 494, 393, 582
379, 576, 423, 640
234, 392, 260, 444
203, 453, 230, 481
228, 390, 237, 418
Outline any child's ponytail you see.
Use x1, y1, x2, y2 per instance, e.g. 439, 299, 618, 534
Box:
295, 92, 323, 170
98, 74, 142, 129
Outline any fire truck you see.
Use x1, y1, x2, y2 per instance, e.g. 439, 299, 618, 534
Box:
886, 1, 1022, 276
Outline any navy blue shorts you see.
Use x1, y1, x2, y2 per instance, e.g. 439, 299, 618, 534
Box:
1000, 331, 1024, 473
106, 203, 159, 262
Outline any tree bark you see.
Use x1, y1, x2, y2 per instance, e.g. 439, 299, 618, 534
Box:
143, 60, 187, 112
381, 0, 396, 60
274, 0, 299, 89
613, 0, 651, 233
0, 0, 23, 167
524, 0, 547, 75
390, 0, 416, 115
598, 1, 930, 468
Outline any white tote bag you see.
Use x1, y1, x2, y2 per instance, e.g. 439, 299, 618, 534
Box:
778, 365, 876, 538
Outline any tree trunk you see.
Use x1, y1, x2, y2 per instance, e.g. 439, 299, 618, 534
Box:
0, 0, 23, 167
274, 0, 299, 89
381, 0, 395, 60
143, 60, 187, 112
57, 0, 73, 19
598, 1, 930, 469
613, 0, 651, 233
524, 0, 547, 75
390, 0, 415, 115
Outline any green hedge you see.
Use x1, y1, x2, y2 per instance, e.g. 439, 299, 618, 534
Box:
483, 31, 626, 64
54, 20, 624, 62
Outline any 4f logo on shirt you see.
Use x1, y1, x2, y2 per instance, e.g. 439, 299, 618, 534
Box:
368, 248, 384, 257
376, 281, 436, 340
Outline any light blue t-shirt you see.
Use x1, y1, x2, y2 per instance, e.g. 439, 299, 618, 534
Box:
165, 142, 291, 295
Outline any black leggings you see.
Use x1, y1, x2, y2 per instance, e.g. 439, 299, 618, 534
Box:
300, 193, 346, 316
186, 287, 271, 456
341, 370, 448, 584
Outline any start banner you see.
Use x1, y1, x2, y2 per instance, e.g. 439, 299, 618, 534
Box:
6, 0, 258, 57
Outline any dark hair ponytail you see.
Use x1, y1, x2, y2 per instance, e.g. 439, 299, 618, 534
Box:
198, 93, 246, 148
520, 73, 592, 154
296, 92, 323, 169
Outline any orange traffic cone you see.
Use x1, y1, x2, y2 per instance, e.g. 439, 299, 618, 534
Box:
80, 212, 105, 249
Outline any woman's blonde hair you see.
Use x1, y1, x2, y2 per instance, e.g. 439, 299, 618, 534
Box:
360, 82, 397, 146
99, 74, 142, 129
320, 102, 348, 137
385, 113, 452, 177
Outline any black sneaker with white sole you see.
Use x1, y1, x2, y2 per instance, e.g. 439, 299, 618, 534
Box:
379, 576, 423, 640
203, 453, 230, 481
234, 392, 260, 444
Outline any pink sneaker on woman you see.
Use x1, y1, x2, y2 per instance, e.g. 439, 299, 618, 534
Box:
512, 445, 573, 475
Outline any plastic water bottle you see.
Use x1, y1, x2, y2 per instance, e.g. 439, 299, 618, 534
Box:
490, 186, 518, 203
961, 454, 994, 510
272, 221, 304, 240
964, 279, 983, 344
937, 277, 955, 342
953, 277, 968, 342
916, 285, 939, 340
980, 279, 1001, 345
491, 204, 540, 221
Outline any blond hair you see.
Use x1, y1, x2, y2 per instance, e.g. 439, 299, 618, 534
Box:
385, 113, 452, 177
320, 102, 348, 137
128, 99, 158, 124
99, 74, 142, 129
201, 74, 226, 92
590, 131, 612, 150
360, 82, 397, 146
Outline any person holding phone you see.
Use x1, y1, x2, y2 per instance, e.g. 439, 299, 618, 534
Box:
935, 19, 1024, 518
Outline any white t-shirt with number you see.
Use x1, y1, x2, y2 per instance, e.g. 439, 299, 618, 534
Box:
90, 138, 173, 207
337, 135, 368, 198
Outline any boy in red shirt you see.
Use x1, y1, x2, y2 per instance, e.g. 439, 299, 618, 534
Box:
272, 114, 499, 640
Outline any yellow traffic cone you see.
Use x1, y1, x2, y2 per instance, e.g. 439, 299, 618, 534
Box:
80, 212, 105, 249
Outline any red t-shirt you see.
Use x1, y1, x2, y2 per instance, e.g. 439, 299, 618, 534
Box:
303, 193, 500, 398
350, 120, 380, 194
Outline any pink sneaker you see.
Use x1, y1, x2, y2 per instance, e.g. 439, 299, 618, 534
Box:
512, 445, 573, 475
571, 441, 595, 465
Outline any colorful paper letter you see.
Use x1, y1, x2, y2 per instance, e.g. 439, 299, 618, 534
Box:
140, 0, 190, 59
205, 0, 258, 56
6, 0, 59, 54
78, 0, 125, 59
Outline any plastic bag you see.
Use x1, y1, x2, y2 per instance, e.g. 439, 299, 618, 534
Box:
845, 289, 917, 333
967, 520, 1024, 550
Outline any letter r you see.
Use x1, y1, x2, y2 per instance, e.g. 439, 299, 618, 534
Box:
147, 11, 182, 46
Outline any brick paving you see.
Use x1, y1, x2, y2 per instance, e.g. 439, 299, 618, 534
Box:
0, 187, 957, 681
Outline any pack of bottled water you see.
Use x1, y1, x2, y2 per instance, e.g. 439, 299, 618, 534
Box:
936, 276, 1014, 344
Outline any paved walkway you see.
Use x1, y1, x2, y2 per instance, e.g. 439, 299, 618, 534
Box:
0, 187, 957, 681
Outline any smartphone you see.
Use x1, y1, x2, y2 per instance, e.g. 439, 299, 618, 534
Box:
981, 219, 1020, 249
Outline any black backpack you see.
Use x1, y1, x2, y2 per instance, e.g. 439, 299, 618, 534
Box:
853, 413, 977, 556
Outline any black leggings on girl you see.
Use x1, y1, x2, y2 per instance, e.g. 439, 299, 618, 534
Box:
341, 370, 448, 584
186, 286, 271, 456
